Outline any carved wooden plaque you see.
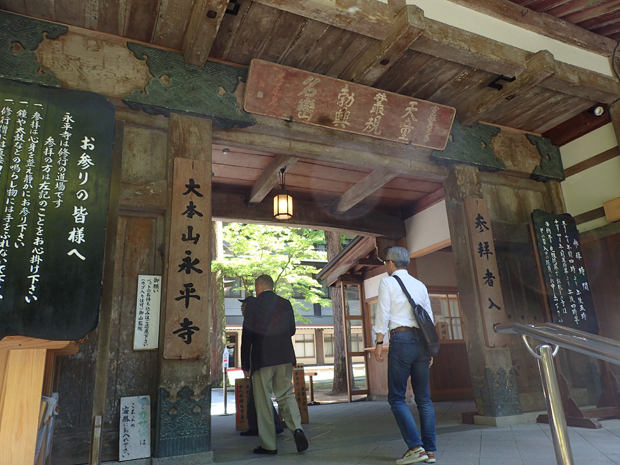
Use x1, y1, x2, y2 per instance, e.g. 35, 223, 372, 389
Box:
464, 197, 510, 348
244, 59, 456, 150
163, 158, 210, 359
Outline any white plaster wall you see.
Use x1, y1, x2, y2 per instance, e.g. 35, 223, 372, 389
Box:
416, 250, 457, 288
405, 200, 451, 255
560, 123, 620, 232
395, 0, 612, 76
364, 272, 388, 300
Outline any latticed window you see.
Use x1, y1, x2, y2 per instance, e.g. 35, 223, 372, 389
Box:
429, 293, 463, 340
295, 333, 315, 358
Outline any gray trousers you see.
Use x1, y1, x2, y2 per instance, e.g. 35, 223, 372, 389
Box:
252, 363, 303, 451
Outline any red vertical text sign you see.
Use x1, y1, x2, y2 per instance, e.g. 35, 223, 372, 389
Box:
163, 158, 210, 359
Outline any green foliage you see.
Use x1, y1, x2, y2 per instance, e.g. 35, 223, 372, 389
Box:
213, 223, 330, 322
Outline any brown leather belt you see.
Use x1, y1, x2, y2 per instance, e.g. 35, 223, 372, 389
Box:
389, 326, 419, 336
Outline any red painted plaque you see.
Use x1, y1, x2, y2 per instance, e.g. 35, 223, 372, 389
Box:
244, 59, 456, 150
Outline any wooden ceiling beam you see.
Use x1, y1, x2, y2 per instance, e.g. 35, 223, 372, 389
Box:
339, 5, 425, 85
248, 154, 299, 204
211, 190, 407, 239
182, 0, 228, 66
458, 50, 556, 126
332, 169, 399, 213
251, 0, 527, 76
445, 0, 617, 57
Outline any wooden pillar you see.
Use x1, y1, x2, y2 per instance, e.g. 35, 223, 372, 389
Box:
443, 164, 522, 418
154, 113, 213, 461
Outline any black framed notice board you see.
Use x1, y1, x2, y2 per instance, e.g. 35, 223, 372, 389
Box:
531, 209, 599, 334
0, 78, 115, 341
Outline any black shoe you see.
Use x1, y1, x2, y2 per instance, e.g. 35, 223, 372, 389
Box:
293, 429, 308, 452
240, 429, 259, 436
253, 446, 277, 455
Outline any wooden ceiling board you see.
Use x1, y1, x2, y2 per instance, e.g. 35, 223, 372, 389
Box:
256, 11, 307, 63
95, 0, 124, 36
328, 34, 375, 78
547, 0, 602, 16
562, 2, 620, 23
303, 28, 361, 75
398, 56, 464, 100
427, 68, 495, 107
212, 163, 264, 181
224, 2, 281, 66
373, 50, 435, 94
412, 61, 470, 102
151, 0, 195, 50
520, 91, 582, 130
24, 0, 53, 20
383, 177, 442, 194
0, 1, 26, 15
278, 18, 330, 69
122, 0, 160, 43
208, 0, 253, 61
533, 96, 593, 133
54, 0, 86, 28
576, 8, 620, 29
212, 152, 274, 171
490, 87, 556, 128
591, 18, 620, 35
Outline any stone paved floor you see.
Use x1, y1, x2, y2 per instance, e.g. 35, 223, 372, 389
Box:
211, 392, 620, 465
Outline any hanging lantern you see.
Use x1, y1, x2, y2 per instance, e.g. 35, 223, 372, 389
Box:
273, 168, 293, 220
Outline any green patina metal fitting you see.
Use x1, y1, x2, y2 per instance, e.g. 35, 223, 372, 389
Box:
527, 134, 565, 182
431, 118, 507, 172
124, 42, 255, 129
0, 10, 67, 88
156, 385, 211, 457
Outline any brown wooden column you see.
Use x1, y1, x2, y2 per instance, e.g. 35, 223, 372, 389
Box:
443, 164, 522, 418
154, 113, 213, 461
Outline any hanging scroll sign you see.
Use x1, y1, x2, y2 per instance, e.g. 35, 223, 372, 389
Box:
0, 78, 115, 341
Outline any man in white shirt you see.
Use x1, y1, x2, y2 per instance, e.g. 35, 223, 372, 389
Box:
374, 247, 436, 465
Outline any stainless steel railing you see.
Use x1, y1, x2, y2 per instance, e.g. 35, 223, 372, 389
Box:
494, 322, 620, 465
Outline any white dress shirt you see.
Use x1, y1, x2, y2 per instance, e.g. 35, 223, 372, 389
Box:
373, 269, 434, 336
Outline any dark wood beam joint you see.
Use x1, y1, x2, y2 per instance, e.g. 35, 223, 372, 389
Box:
459, 50, 556, 127
339, 5, 425, 85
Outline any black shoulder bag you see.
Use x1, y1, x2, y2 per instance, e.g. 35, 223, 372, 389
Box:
392, 275, 441, 357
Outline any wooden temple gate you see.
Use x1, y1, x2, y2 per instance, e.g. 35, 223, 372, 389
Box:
0, 1, 619, 463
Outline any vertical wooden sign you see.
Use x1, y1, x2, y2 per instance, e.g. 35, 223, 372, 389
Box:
163, 158, 210, 359
292, 366, 309, 424
235, 378, 250, 431
464, 197, 510, 348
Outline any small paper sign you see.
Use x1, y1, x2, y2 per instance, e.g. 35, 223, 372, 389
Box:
133, 275, 162, 350
119, 395, 151, 461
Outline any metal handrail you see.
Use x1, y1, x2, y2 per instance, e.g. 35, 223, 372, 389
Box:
495, 322, 620, 365
494, 322, 620, 465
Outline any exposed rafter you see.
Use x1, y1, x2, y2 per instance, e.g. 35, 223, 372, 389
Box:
248, 154, 299, 204
182, 0, 228, 66
332, 169, 399, 213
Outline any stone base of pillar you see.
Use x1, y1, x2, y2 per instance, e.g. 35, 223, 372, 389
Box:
472, 367, 522, 417
473, 411, 543, 427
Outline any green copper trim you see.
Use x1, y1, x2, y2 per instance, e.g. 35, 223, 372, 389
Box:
527, 134, 565, 182
0, 10, 67, 88
123, 42, 255, 129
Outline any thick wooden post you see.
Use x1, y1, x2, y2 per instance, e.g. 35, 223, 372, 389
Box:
443, 164, 522, 418
154, 113, 213, 462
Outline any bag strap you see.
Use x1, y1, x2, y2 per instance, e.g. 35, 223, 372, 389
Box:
392, 274, 419, 311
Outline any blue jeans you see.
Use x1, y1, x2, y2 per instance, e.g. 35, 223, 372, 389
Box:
387, 330, 436, 452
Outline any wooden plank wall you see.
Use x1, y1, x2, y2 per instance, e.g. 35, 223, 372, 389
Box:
51, 120, 168, 464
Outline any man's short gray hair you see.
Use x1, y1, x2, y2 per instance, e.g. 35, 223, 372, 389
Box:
385, 246, 410, 269
255, 274, 274, 289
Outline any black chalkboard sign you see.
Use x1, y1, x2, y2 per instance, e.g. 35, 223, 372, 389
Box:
0, 78, 115, 341
532, 209, 599, 334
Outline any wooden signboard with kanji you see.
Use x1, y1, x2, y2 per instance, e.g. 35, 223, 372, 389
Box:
292, 366, 309, 424
235, 378, 250, 431
163, 158, 210, 359
464, 197, 510, 348
244, 59, 456, 150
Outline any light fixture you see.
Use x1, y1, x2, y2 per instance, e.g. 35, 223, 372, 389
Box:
589, 105, 605, 117
222, 148, 230, 155
273, 168, 293, 220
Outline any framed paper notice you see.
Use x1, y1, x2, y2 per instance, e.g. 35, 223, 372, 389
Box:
133, 275, 162, 350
